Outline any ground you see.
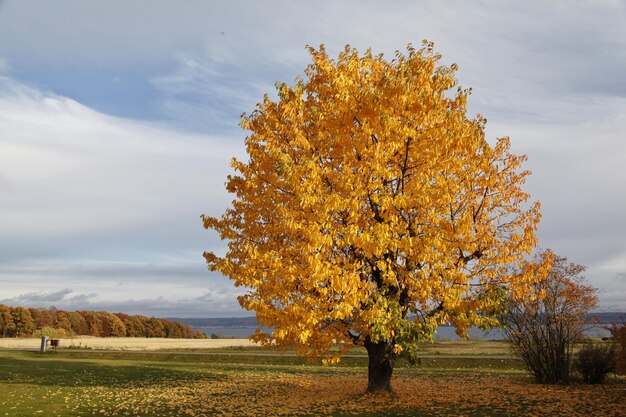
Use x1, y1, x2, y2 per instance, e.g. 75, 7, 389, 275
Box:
0, 337, 514, 355
0, 344, 624, 416
0, 337, 257, 351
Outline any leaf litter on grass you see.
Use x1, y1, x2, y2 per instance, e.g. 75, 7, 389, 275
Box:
1, 352, 623, 416
57, 371, 625, 417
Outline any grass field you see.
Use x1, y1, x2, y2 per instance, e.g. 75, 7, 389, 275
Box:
0, 347, 624, 417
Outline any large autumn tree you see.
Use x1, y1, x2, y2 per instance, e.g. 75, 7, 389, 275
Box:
203, 42, 544, 392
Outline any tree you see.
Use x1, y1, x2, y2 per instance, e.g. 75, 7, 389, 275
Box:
502, 250, 598, 384
67, 311, 88, 335
145, 318, 165, 338
108, 314, 127, 337
30, 307, 55, 330
97, 311, 114, 337
203, 42, 543, 392
81, 311, 102, 337
163, 320, 181, 338
11, 307, 34, 336
124, 315, 147, 337
0, 305, 16, 337
608, 319, 625, 375
53, 310, 73, 333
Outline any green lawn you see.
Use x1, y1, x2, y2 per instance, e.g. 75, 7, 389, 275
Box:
0, 349, 623, 417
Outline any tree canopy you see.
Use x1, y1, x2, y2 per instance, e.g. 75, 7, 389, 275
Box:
203, 42, 543, 391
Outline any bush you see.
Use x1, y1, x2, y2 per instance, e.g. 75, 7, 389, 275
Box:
501, 250, 598, 384
33, 326, 73, 339
575, 343, 616, 384
608, 321, 625, 374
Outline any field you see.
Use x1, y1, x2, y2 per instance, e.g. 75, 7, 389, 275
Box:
0, 337, 258, 351
0, 337, 514, 355
0, 340, 624, 417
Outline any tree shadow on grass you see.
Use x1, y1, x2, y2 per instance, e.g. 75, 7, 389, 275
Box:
0, 355, 226, 388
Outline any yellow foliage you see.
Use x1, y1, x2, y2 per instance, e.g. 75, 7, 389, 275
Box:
203, 41, 541, 361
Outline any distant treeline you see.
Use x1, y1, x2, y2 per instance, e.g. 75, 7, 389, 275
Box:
0, 304, 207, 339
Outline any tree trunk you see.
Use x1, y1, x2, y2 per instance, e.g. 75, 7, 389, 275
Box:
364, 338, 396, 392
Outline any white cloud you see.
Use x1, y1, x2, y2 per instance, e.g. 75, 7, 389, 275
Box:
150, 55, 274, 133
0, 77, 243, 238
0, 261, 246, 318
482, 101, 626, 311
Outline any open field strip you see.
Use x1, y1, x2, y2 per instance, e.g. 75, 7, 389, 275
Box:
0, 337, 259, 351
0, 337, 513, 355
0, 350, 624, 417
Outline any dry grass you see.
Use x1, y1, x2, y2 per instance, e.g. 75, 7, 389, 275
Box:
0, 337, 258, 351
0, 337, 513, 355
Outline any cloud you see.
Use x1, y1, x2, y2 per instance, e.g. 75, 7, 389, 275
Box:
3, 2, 624, 127
0, 260, 211, 283
615, 272, 626, 283
0, 171, 10, 190
0, 76, 243, 252
67, 293, 97, 303
598, 290, 626, 306
75, 294, 247, 318
151, 56, 274, 134
0, 288, 245, 318
194, 287, 233, 302
0, 258, 242, 316
0, 288, 73, 305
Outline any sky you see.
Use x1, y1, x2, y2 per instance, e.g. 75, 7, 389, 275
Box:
0, 0, 625, 318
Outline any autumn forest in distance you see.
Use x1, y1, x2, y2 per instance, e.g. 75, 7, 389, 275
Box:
0, 304, 206, 339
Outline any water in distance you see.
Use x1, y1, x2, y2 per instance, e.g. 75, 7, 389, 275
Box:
193, 325, 609, 340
